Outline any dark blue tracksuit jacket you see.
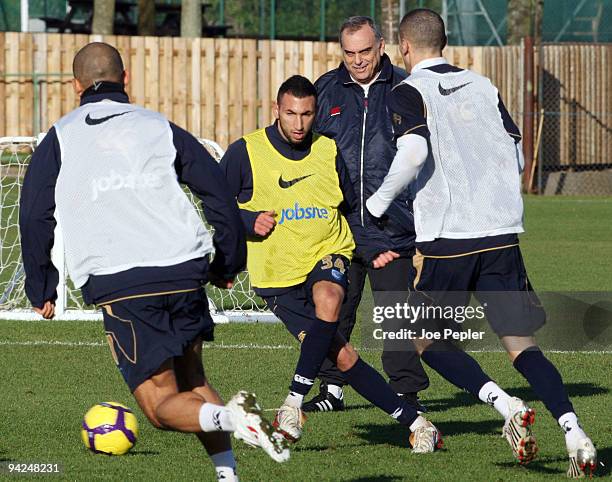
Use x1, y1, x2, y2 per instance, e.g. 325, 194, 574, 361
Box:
314, 54, 416, 257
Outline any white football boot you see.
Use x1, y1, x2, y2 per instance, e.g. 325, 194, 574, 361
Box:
409, 420, 444, 454
502, 397, 538, 464
226, 391, 290, 463
273, 404, 306, 443
567, 437, 598, 478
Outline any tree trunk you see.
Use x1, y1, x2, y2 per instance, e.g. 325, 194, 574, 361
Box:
92, 0, 115, 35
138, 0, 156, 36
381, 0, 399, 43
533, 0, 544, 45
181, 0, 202, 38
507, 0, 536, 45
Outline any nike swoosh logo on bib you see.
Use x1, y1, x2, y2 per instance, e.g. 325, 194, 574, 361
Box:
85, 111, 133, 125
278, 174, 313, 189
438, 81, 472, 96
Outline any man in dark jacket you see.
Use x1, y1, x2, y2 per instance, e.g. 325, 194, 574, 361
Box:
304, 16, 429, 413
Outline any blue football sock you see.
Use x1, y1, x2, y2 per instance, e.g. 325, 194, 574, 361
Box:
513, 347, 574, 419
343, 358, 419, 427
421, 341, 492, 396
290, 318, 338, 396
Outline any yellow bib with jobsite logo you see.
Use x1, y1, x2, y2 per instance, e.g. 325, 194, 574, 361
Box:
240, 128, 355, 288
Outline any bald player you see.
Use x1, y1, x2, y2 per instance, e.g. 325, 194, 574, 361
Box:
366, 9, 598, 478
19, 42, 289, 480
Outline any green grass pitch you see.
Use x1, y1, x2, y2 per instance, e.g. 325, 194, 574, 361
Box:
0, 196, 611, 480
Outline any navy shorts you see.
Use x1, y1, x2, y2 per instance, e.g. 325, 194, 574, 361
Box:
413, 246, 546, 337
100, 287, 214, 392
263, 254, 349, 342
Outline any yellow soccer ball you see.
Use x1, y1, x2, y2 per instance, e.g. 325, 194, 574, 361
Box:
81, 402, 138, 455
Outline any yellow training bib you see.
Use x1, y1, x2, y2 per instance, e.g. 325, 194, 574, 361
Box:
240, 129, 355, 288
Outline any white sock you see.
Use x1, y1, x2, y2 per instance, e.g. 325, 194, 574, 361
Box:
327, 384, 343, 400
478, 381, 512, 419
199, 403, 236, 432
211, 450, 238, 482
558, 412, 587, 449
408, 415, 428, 432
284, 391, 304, 408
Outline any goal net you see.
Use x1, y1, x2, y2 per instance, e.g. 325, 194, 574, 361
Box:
0, 135, 276, 323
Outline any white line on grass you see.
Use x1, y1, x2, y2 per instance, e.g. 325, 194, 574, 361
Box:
528, 198, 612, 204
0, 340, 295, 350
0, 340, 610, 353
0, 340, 105, 347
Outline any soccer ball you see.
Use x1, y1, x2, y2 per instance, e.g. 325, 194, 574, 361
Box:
81, 402, 138, 455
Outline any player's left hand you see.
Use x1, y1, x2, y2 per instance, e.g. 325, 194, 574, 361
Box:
33, 300, 55, 319
208, 272, 235, 290
371, 250, 400, 269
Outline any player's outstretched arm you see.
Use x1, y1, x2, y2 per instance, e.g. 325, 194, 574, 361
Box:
366, 83, 429, 218
19, 128, 61, 313
170, 123, 246, 282
366, 133, 428, 218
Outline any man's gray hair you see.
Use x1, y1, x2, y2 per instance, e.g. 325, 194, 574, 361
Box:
338, 16, 383, 45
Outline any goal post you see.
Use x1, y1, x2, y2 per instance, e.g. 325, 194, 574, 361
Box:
0, 135, 277, 323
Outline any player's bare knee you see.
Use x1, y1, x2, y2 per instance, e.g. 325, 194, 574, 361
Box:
151, 395, 178, 430
192, 382, 223, 405
336, 344, 358, 371
412, 338, 431, 355
139, 402, 166, 429
134, 384, 175, 430
500, 335, 538, 361
313, 283, 344, 321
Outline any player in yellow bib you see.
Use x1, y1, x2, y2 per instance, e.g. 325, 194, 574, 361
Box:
239, 125, 354, 288
220, 75, 442, 452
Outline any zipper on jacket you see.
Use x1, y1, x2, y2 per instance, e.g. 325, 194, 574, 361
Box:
359, 96, 368, 225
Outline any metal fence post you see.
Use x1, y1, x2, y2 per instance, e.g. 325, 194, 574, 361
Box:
537, 41, 544, 194
522, 36, 534, 192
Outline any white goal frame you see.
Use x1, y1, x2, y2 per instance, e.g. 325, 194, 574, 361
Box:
0, 135, 277, 323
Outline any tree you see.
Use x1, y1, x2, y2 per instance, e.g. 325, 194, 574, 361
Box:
138, 0, 156, 36
507, 0, 544, 44
92, 0, 115, 35
181, 0, 202, 37
381, 0, 399, 42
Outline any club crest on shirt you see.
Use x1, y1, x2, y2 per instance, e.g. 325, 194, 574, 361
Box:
393, 113, 402, 126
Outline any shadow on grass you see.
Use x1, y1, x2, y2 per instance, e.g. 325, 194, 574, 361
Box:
347, 477, 404, 482
495, 456, 566, 475
343, 403, 376, 412
353, 418, 501, 448
419, 391, 478, 412
293, 444, 343, 453
495, 447, 610, 478
0, 448, 9, 463
495, 447, 612, 477
594, 446, 610, 477
301, 403, 376, 413
352, 423, 409, 449
419, 382, 607, 413
435, 418, 502, 437
501, 382, 608, 404
125, 450, 160, 456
